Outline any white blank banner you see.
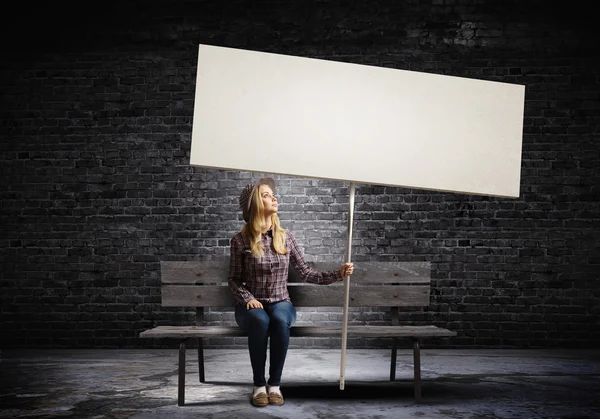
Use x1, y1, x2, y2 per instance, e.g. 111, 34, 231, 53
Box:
190, 44, 525, 198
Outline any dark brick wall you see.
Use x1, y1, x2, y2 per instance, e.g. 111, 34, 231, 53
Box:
1, 0, 599, 349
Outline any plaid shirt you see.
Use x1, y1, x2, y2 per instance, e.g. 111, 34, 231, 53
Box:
228, 229, 343, 305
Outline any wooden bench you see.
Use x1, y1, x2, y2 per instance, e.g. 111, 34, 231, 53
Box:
140, 260, 456, 406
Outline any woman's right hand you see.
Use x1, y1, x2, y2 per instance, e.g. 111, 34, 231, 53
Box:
340, 262, 354, 277
246, 299, 263, 310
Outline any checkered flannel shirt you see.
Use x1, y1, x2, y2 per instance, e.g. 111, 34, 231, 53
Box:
228, 230, 343, 305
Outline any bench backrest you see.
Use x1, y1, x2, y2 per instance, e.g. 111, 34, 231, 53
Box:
160, 260, 432, 309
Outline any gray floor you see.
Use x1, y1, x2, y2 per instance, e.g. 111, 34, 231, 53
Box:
1, 348, 599, 419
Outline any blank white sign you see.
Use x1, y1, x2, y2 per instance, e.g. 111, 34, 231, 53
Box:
190, 44, 525, 198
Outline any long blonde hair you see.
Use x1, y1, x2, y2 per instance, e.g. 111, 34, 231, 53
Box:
241, 185, 288, 257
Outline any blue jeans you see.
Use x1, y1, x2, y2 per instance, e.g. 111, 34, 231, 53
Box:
235, 301, 297, 387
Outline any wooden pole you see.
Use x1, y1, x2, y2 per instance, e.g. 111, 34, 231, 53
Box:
339, 182, 355, 390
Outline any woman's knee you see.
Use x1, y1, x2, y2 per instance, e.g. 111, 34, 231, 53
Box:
246, 308, 270, 330
271, 302, 297, 328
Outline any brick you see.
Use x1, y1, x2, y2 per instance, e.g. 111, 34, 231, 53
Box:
1, 0, 598, 350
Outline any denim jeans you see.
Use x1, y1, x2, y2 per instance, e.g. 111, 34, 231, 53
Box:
235, 301, 297, 387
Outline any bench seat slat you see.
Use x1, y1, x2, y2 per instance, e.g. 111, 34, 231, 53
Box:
140, 325, 456, 339
292, 325, 456, 338
140, 326, 246, 338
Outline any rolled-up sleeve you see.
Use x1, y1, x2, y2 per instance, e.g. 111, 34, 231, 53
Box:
227, 236, 255, 305
288, 233, 343, 285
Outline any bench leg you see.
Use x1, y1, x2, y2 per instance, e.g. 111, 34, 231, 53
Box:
412, 338, 421, 403
390, 338, 397, 381
178, 339, 186, 406
198, 338, 205, 383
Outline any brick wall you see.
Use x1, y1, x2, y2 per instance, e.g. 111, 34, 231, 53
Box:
1, 0, 598, 348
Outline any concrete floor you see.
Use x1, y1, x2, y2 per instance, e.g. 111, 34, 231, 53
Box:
1, 348, 599, 419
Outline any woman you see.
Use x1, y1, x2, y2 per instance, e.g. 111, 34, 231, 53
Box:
228, 177, 354, 407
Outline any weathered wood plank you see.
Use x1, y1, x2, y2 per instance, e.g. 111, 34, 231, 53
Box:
140, 326, 247, 338
161, 284, 431, 307
161, 260, 230, 284
140, 326, 245, 338
289, 284, 430, 307
294, 261, 431, 284
162, 285, 236, 307
140, 325, 456, 339
292, 325, 456, 338
161, 260, 431, 285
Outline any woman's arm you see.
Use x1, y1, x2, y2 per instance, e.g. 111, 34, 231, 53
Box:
227, 235, 256, 305
288, 232, 346, 284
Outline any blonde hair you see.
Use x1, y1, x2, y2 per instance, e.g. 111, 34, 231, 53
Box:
241, 185, 288, 257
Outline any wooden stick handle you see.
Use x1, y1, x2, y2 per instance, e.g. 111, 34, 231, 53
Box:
340, 182, 355, 390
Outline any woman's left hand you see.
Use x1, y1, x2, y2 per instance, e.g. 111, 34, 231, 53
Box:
340, 263, 354, 277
